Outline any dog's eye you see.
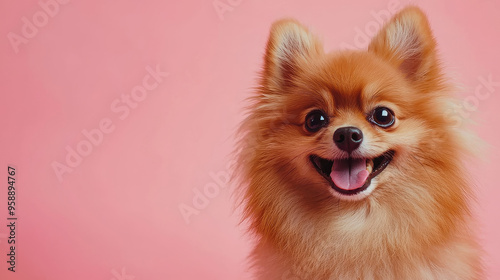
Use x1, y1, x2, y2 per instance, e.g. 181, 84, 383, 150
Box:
369, 107, 395, 128
305, 110, 329, 132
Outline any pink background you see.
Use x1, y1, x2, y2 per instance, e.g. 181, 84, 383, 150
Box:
1, 0, 499, 279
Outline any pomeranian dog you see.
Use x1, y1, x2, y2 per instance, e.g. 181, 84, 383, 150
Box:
235, 6, 482, 280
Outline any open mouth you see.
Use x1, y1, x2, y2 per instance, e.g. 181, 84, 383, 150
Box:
310, 150, 395, 195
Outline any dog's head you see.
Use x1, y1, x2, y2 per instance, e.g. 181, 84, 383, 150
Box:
237, 7, 469, 230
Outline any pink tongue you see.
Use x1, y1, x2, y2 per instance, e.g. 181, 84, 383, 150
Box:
330, 158, 369, 190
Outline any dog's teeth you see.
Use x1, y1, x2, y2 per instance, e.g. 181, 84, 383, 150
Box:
366, 159, 374, 173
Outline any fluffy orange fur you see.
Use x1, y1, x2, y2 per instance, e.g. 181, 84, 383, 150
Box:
235, 6, 482, 280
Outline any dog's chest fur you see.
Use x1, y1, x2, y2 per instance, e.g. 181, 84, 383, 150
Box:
250, 212, 479, 280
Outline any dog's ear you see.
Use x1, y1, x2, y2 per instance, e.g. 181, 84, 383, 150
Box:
369, 7, 442, 89
263, 19, 322, 91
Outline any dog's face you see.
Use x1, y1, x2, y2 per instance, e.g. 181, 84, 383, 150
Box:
239, 8, 465, 217
271, 44, 450, 201
284, 54, 416, 201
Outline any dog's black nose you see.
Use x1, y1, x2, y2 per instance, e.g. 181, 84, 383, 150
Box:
333, 126, 363, 153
